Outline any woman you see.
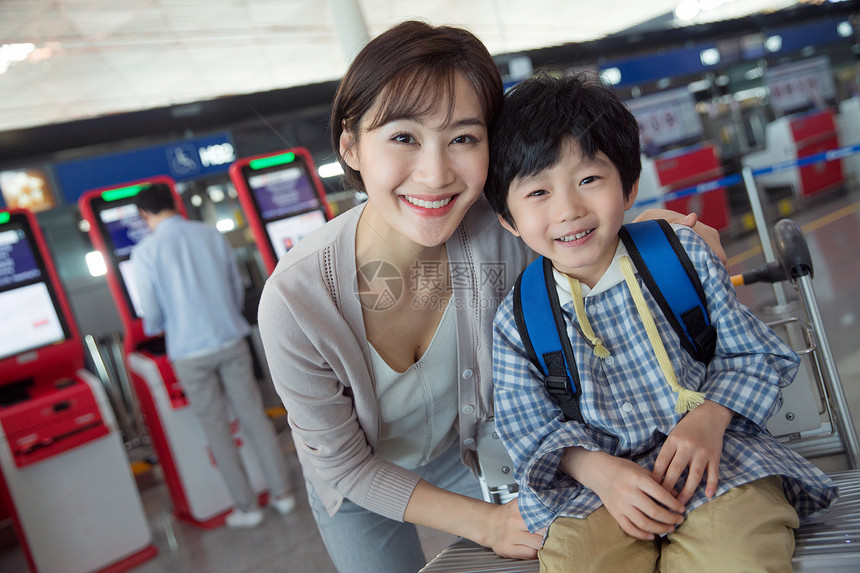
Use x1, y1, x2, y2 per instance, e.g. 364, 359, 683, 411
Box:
258, 20, 723, 573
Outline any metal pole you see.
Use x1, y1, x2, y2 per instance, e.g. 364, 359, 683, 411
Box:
741, 166, 788, 307
796, 274, 860, 469
330, 0, 370, 66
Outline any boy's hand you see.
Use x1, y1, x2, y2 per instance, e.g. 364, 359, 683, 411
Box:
652, 400, 734, 504
563, 448, 685, 540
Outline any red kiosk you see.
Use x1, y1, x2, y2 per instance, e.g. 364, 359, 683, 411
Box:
654, 143, 731, 232
78, 177, 267, 528
229, 148, 333, 274
742, 108, 844, 200
0, 209, 155, 573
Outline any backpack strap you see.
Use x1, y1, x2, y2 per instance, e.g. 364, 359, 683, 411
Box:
513, 256, 584, 424
619, 219, 717, 364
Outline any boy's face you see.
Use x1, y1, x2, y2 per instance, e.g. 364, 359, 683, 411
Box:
499, 141, 638, 288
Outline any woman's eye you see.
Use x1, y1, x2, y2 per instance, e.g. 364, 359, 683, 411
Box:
452, 134, 478, 145
527, 189, 548, 198
393, 133, 416, 144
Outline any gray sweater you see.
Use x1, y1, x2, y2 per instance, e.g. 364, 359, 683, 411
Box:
258, 198, 530, 521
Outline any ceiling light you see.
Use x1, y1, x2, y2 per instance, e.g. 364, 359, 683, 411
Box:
700, 48, 721, 66
675, 0, 700, 21
85, 251, 107, 277
600, 67, 622, 86
0, 43, 35, 75
216, 219, 236, 232
318, 161, 344, 179
765, 35, 783, 53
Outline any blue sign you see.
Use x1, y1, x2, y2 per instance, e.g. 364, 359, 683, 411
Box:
54, 132, 236, 204
600, 43, 720, 88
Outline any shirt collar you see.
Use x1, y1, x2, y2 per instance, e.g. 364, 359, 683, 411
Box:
552, 237, 634, 306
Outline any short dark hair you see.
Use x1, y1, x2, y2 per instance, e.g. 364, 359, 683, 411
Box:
485, 72, 642, 226
331, 20, 503, 192
133, 182, 176, 215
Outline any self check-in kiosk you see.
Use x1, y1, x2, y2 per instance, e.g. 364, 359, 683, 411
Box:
229, 148, 333, 274
626, 89, 730, 231
0, 209, 155, 573
78, 177, 267, 528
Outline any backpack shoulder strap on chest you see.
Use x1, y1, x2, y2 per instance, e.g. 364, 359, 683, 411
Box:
512, 256, 584, 424
618, 219, 716, 364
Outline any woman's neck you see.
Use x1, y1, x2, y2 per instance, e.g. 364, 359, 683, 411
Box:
355, 202, 447, 272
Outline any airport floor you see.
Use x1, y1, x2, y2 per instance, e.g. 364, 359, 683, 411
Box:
1, 185, 860, 573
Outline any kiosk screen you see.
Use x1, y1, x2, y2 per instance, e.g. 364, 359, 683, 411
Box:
0, 220, 67, 360
93, 198, 152, 318
265, 210, 327, 261
241, 154, 328, 257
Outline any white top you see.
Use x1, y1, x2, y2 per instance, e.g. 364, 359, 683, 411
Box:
370, 302, 459, 469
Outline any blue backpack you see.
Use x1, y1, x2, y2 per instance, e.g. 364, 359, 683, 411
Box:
511, 219, 717, 423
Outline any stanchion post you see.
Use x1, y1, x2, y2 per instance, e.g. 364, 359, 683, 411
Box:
741, 166, 788, 307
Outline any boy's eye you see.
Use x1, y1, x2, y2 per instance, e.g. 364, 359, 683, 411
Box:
580, 175, 599, 186
526, 189, 548, 198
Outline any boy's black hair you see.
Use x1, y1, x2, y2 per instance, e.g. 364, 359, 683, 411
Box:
133, 182, 176, 215
485, 72, 642, 226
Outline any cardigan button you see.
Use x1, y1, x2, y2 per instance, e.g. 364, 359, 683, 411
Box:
462, 405, 475, 415
463, 438, 476, 446
462, 369, 474, 379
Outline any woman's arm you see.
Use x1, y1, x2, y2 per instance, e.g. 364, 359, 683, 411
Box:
404, 480, 542, 559
634, 209, 727, 264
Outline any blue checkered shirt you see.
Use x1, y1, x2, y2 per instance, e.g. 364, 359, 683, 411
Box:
493, 226, 838, 533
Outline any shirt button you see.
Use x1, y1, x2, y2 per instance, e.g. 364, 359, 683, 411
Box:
462, 405, 475, 415
462, 369, 474, 379
463, 438, 476, 446
604, 356, 615, 366
622, 402, 634, 413
588, 304, 599, 315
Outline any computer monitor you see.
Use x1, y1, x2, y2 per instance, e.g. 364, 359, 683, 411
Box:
90, 196, 152, 319
0, 210, 75, 384
79, 178, 184, 346
231, 148, 332, 273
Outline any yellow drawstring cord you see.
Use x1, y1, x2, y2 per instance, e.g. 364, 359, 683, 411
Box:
566, 276, 611, 359
620, 255, 706, 413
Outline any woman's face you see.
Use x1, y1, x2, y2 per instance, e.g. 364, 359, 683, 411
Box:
341, 73, 489, 248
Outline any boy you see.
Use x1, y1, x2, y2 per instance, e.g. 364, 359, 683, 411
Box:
484, 73, 837, 572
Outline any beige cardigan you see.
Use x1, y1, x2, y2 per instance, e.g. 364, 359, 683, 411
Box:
258, 198, 530, 520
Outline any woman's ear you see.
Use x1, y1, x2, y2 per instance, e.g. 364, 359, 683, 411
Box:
339, 129, 360, 172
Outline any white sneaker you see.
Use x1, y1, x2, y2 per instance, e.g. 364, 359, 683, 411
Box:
271, 494, 297, 515
225, 507, 265, 529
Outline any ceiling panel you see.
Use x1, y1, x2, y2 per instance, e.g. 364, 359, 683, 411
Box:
0, 0, 804, 133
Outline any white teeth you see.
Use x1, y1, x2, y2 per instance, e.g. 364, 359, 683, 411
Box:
405, 196, 452, 209
559, 229, 592, 242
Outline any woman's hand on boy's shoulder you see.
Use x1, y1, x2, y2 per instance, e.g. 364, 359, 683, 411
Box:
633, 209, 727, 265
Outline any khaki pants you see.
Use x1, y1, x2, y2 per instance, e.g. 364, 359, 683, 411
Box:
172, 338, 293, 511
540, 476, 799, 573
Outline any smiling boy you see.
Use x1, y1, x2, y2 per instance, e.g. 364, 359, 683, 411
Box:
484, 72, 837, 572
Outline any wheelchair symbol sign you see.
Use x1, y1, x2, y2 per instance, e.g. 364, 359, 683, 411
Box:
166, 144, 201, 177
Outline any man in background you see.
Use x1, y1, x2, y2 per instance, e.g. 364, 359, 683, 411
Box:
132, 182, 295, 528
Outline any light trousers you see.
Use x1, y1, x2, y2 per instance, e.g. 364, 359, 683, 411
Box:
172, 338, 292, 511
540, 476, 799, 573
306, 441, 484, 573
